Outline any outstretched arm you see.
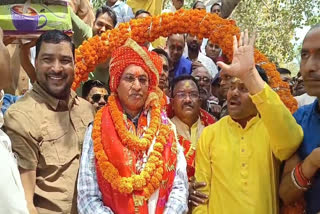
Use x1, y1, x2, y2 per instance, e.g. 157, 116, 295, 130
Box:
218, 30, 303, 160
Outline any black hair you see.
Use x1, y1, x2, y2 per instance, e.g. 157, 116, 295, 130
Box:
82, 80, 109, 98
256, 65, 269, 83
192, 1, 205, 9
36, 30, 75, 59
210, 2, 221, 12
152, 48, 170, 63
97, 5, 117, 27
277, 67, 291, 75
135, 9, 151, 18
171, 75, 200, 97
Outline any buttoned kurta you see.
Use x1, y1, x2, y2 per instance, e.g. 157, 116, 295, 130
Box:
193, 84, 303, 214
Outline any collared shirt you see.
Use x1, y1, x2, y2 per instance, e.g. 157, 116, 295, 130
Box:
110, 1, 134, 24
294, 99, 320, 214
0, 93, 28, 214
295, 93, 316, 108
193, 84, 303, 214
77, 124, 189, 214
4, 82, 95, 214
171, 116, 204, 147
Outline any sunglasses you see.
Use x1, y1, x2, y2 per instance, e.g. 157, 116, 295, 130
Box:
91, 94, 109, 103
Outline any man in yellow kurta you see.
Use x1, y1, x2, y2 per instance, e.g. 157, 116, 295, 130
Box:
193, 31, 303, 214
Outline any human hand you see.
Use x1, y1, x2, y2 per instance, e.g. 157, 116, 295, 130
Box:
0, 27, 17, 46
210, 103, 222, 115
188, 179, 208, 207
20, 39, 37, 52
302, 147, 320, 179
308, 148, 320, 169
217, 30, 256, 81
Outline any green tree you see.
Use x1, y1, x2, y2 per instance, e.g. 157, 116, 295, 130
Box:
231, 0, 319, 67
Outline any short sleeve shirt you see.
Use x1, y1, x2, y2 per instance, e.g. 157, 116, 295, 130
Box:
4, 82, 95, 214
294, 99, 320, 214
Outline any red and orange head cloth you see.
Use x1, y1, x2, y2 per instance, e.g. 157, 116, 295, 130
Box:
109, 38, 163, 93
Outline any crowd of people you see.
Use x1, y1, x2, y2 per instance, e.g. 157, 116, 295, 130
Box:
0, 0, 319, 213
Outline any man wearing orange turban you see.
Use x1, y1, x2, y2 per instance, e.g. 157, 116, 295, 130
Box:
77, 38, 188, 214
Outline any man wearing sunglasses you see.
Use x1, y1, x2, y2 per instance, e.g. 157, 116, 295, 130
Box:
82, 80, 109, 111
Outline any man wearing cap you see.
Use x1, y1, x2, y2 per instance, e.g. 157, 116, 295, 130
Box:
77, 38, 188, 214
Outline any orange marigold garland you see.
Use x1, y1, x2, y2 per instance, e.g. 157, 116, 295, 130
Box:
92, 101, 175, 198
108, 94, 161, 151
72, 9, 297, 113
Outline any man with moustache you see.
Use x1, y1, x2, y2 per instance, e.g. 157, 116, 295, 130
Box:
186, 34, 218, 78
20, 6, 118, 95
171, 75, 215, 178
191, 62, 220, 118
4, 30, 95, 214
170, 75, 215, 210
77, 38, 188, 214
279, 24, 320, 214
193, 31, 303, 214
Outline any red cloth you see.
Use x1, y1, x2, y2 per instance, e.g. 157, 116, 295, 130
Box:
109, 41, 163, 92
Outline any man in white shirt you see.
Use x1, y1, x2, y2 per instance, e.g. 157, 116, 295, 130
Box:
185, 34, 218, 78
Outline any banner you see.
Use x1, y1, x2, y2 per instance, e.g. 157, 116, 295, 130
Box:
0, 0, 72, 38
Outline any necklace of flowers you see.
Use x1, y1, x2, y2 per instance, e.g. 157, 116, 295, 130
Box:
178, 135, 196, 162
108, 94, 161, 151
93, 97, 171, 198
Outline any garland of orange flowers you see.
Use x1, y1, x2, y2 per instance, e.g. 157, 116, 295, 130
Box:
179, 135, 196, 162
92, 101, 174, 198
72, 9, 297, 113
108, 94, 161, 151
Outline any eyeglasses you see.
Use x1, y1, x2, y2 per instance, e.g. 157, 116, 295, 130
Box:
194, 76, 211, 84
174, 91, 199, 100
122, 74, 149, 86
91, 94, 109, 103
